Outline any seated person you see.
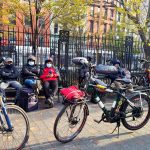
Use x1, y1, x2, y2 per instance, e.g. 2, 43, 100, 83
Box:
40, 58, 59, 108
1, 57, 22, 103
22, 55, 40, 93
108, 59, 126, 83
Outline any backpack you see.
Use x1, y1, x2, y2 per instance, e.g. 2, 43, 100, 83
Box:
18, 87, 38, 112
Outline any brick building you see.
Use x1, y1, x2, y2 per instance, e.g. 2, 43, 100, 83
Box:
86, 0, 116, 36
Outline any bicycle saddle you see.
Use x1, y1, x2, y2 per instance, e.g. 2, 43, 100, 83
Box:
115, 78, 132, 84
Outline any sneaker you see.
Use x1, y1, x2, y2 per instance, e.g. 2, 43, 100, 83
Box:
49, 100, 54, 108
45, 98, 54, 108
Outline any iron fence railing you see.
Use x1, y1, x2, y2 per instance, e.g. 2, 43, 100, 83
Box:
0, 27, 146, 86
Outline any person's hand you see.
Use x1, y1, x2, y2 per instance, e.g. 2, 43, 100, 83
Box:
46, 74, 53, 78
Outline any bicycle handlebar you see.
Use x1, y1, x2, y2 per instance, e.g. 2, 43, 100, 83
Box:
138, 59, 150, 64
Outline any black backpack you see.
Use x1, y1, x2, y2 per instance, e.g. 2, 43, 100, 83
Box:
18, 87, 38, 112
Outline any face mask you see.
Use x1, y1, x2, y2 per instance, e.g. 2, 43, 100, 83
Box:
6, 63, 13, 67
28, 61, 35, 66
46, 63, 52, 68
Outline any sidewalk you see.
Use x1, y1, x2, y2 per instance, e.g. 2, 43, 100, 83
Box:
24, 98, 150, 150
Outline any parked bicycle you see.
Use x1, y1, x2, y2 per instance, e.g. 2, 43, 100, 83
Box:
54, 57, 150, 143
0, 81, 30, 150
136, 59, 150, 87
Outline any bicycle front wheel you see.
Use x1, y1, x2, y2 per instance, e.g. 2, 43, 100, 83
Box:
122, 94, 150, 130
0, 105, 30, 150
54, 103, 88, 143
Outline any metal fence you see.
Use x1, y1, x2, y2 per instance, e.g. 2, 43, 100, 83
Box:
0, 27, 145, 86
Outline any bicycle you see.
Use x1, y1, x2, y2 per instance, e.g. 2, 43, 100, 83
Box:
54, 60, 150, 143
136, 59, 150, 87
0, 81, 30, 150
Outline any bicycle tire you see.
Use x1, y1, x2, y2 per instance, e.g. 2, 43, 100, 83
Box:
122, 94, 150, 130
54, 103, 88, 143
0, 104, 30, 150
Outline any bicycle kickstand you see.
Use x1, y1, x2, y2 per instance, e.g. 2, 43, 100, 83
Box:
94, 118, 103, 124
111, 121, 120, 138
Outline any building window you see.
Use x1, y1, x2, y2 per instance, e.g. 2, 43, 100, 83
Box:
24, 33, 31, 46
24, 16, 31, 26
54, 23, 58, 34
90, 20, 94, 33
8, 32, 16, 44
111, 9, 114, 18
110, 24, 113, 31
111, 0, 114, 4
117, 12, 121, 22
104, 23, 107, 33
39, 35, 44, 46
97, 7, 100, 17
90, 6, 94, 17
39, 18, 45, 28
97, 21, 99, 32
9, 13, 16, 25
104, 8, 108, 19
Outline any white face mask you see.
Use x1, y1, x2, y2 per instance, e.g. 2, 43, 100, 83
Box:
47, 63, 52, 68
28, 61, 35, 66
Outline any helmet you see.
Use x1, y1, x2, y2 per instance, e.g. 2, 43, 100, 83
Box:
87, 56, 92, 62
5, 57, 13, 63
112, 59, 120, 66
45, 57, 53, 64
28, 55, 36, 61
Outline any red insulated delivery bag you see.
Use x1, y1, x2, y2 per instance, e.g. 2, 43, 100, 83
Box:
60, 86, 85, 101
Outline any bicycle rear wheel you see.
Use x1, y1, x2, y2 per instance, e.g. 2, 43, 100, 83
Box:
122, 94, 150, 130
0, 105, 30, 150
54, 103, 88, 143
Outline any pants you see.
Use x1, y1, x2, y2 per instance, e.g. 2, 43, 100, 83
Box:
4, 81, 22, 103
24, 79, 36, 88
43, 80, 58, 99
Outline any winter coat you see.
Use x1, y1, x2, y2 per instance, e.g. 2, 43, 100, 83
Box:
1, 65, 19, 81
40, 67, 59, 81
22, 64, 40, 80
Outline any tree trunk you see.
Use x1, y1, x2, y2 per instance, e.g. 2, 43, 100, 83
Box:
143, 44, 150, 59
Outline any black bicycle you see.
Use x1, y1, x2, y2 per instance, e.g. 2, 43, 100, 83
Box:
54, 73, 150, 143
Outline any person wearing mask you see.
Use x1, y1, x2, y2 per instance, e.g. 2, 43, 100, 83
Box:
1, 57, 22, 103
40, 58, 59, 108
112, 59, 126, 78
22, 55, 40, 93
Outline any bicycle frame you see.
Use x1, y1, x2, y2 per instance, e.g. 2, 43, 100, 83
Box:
94, 88, 145, 122
0, 95, 13, 131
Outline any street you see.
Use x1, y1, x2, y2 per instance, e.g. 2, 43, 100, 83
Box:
24, 98, 150, 150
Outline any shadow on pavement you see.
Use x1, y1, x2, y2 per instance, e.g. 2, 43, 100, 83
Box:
24, 132, 150, 150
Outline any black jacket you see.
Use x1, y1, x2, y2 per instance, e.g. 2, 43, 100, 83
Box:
1, 65, 19, 81
22, 64, 40, 80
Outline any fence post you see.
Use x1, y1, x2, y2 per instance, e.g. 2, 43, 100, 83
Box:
125, 36, 133, 70
59, 30, 70, 86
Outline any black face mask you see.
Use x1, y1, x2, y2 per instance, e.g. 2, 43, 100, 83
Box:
6, 64, 13, 68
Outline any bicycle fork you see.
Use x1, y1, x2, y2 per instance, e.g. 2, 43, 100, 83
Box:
0, 97, 13, 131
